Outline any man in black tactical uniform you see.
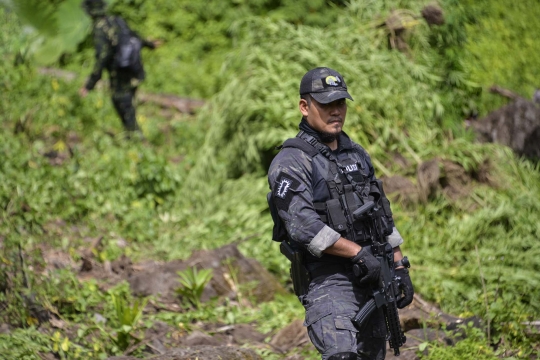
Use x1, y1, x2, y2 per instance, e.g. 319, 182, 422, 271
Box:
267, 67, 415, 359
79, 0, 158, 136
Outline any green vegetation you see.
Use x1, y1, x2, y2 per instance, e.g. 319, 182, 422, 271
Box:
176, 267, 213, 308
109, 292, 148, 351
1, 0, 540, 358
461, 0, 540, 114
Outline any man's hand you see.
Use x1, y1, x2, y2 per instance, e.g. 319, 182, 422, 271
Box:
395, 268, 414, 308
152, 39, 163, 48
351, 248, 380, 286
79, 87, 89, 98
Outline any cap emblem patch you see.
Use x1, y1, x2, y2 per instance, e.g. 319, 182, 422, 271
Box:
325, 76, 341, 86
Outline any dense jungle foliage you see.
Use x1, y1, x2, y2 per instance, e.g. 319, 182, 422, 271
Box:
1, 0, 540, 358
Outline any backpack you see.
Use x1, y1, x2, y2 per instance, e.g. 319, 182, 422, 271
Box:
112, 16, 143, 74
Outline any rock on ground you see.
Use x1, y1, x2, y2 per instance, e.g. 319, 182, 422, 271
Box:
471, 98, 540, 159
270, 319, 310, 353
128, 243, 286, 303
383, 157, 482, 205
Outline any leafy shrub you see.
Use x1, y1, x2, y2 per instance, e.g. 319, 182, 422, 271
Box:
176, 267, 213, 308
108, 291, 148, 351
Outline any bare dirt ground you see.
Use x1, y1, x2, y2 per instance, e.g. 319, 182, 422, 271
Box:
26, 236, 481, 360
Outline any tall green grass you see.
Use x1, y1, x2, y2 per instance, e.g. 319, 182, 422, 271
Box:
1, 0, 540, 358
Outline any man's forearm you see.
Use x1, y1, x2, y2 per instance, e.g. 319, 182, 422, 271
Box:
322, 237, 361, 258
393, 246, 405, 268
85, 65, 103, 90
323, 238, 406, 264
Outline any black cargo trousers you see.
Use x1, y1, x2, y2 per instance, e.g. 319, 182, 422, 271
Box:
110, 71, 141, 133
302, 270, 387, 360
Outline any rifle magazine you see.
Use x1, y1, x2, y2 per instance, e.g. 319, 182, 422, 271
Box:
352, 298, 377, 329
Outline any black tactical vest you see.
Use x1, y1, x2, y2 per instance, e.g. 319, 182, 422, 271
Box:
269, 131, 395, 246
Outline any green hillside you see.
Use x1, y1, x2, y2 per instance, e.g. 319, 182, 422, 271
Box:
1, 0, 539, 358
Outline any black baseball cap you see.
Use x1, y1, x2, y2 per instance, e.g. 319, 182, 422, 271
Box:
299, 67, 353, 104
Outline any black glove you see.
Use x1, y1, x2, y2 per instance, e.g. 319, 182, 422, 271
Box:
351, 248, 381, 286
395, 268, 414, 309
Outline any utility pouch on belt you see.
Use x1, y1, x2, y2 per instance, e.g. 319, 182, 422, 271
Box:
280, 241, 310, 297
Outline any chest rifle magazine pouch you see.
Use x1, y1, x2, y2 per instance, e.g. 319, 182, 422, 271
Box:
343, 184, 360, 214
326, 198, 348, 235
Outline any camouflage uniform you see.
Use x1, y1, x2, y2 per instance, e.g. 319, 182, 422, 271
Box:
84, 15, 155, 132
268, 128, 404, 360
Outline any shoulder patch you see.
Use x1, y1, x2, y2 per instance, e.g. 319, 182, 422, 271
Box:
276, 175, 293, 199
273, 172, 302, 211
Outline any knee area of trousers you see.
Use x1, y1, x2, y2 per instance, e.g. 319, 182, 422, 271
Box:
327, 352, 358, 360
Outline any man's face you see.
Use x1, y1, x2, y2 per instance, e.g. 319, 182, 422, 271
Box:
299, 96, 347, 140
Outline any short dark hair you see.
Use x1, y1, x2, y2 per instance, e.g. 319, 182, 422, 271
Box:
300, 94, 312, 106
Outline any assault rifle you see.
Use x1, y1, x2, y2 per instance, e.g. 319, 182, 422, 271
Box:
352, 241, 408, 356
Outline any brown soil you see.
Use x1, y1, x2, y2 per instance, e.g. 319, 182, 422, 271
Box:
13, 236, 483, 360
383, 156, 491, 207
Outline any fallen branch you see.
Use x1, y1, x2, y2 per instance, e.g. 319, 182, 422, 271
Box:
413, 293, 443, 315
522, 320, 540, 335
123, 333, 164, 356
489, 85, 524, 100
138, 93, 205, 114
38, 67, 77, 82
37, 67, 205, 114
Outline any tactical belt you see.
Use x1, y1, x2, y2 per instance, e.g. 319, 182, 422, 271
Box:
308, 263, 354, 279
307, 240, 373, 280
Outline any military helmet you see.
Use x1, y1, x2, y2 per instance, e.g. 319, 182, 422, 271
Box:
82, 0, 106, 17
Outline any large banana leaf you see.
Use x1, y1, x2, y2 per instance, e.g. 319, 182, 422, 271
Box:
56, 0, 90, 53
4, 0, 90, 65
9, 0, 58, 36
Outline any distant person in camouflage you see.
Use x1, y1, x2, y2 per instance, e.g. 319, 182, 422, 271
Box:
79, 0, 159, 135
267, 67, 414, 359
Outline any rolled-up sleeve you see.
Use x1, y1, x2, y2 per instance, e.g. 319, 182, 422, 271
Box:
387, 227, 404, 248
268, 148, 339, 257
308, 225, 341, 257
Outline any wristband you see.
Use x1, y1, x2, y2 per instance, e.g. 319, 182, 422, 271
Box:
394, 256, 410, 269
